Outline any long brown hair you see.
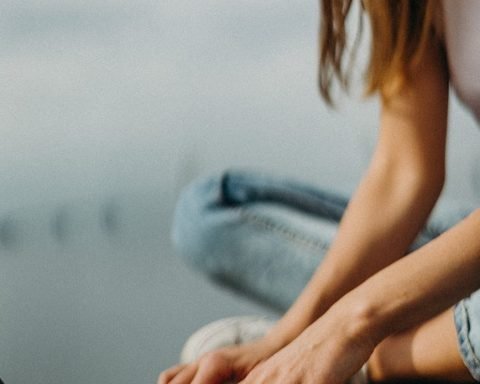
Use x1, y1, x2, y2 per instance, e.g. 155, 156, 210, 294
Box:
319, 0, 436, 104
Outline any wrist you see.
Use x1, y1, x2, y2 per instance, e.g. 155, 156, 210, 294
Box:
336, 292, 387, 350
260, 327, 293, 354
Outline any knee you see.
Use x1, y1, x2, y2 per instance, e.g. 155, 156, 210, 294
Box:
367, 332, 410, 382
171, 172, 227, 272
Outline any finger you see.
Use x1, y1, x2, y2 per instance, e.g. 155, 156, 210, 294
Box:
237, 376, 252, 384
169, 363, 198, 384
157, 364, 188, 384
237, 364, 263, 384
191, 358, 231, 384
237, 373, 252, 384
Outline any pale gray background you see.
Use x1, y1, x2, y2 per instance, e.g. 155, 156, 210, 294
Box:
1, 1, 479, 383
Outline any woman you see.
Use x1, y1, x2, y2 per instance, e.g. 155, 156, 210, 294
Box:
160, 0, 480, 383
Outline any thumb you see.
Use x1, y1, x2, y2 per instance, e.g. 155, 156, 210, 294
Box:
191, 354, 235, 384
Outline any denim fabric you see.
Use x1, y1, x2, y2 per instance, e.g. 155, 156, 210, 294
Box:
455, 291, 480, 381
172, 168, 479, 377
172, 169, 346, 310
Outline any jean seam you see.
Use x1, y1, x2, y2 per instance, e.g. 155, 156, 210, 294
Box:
463, 302, 480, 369
237, 207, 330, 254
455, 301, 480, 381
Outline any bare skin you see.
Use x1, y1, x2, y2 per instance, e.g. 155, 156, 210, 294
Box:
369, 308, 474, 383
159, 9, 478, 384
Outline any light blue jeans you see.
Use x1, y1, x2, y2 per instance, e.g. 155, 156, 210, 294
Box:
172, 169, 480, 380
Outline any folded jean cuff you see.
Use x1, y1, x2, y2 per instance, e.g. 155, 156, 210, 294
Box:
454, 301, 480, 381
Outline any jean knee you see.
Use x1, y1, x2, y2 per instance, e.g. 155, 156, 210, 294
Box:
171, 172, 229, 272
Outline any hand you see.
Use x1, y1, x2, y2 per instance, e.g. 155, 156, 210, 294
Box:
238, 304, 375, 384
157, 337, 278, 384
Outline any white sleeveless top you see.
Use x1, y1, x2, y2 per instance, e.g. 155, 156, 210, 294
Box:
442, 0, 480, 122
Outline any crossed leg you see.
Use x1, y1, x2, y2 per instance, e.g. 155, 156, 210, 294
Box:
368, 307, 475, 383
173, 171, 479, 383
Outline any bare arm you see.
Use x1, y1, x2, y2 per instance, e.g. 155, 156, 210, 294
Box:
264, 35, 450, 351
158, 25, 454, 384
239, 203, 480, 384
344, 207, 480, 344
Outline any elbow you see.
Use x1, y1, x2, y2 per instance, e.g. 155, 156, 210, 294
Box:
398, 167, 445, 209
411, 165, 445, 202
369, 158, 445, 205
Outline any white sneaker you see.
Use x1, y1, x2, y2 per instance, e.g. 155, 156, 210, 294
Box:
181, 315, 369, 384
180, 315, 277, 364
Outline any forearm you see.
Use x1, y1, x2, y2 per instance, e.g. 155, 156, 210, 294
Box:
264, 163, 443, 350
347, 207, 480, 343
